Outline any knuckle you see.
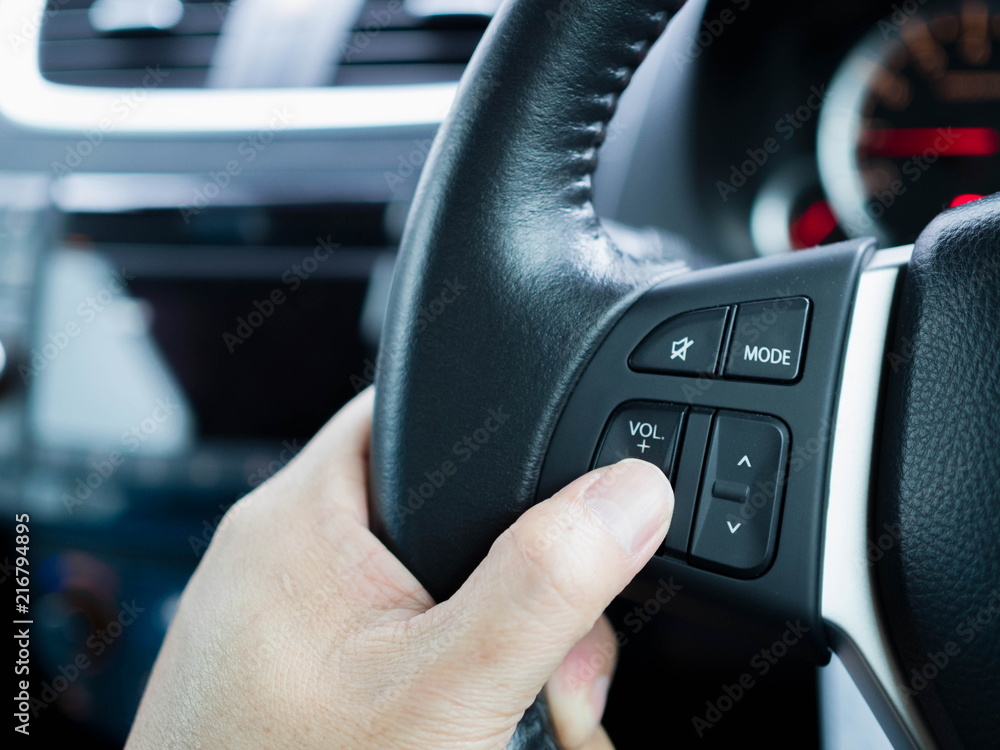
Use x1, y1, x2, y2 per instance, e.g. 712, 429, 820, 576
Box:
500, 510, 594, 612
206, 490, 274, 558
214, 493, 262, 539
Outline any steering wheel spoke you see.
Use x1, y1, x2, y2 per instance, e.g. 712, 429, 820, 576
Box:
540, 238, 873, 664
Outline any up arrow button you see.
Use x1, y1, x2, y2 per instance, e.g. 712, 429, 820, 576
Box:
690, 411, 790, 578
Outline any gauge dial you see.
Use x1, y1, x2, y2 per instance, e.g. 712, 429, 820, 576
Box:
819, 0, 1000, 244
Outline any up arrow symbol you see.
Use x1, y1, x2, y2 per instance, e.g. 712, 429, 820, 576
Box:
738, 455, 752, 468
727, 521, 742, 534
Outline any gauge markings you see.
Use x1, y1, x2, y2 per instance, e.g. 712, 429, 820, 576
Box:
961, 0, 992, 64
903, 17, 949, 77
818, 0, 1000, 244
936, 69, 1000, 99
870, 63, 914, 109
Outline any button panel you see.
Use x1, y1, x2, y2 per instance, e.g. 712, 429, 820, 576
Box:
593, 402, 789, 579
629, 298, 810, 385
725, 298, 810, 383
629, 307, 730, 377
689, 412, 789, 578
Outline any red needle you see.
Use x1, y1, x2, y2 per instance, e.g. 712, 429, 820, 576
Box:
864, 127, 1000, 158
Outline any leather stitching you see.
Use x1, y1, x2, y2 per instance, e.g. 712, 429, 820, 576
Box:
569, 4, 677, 223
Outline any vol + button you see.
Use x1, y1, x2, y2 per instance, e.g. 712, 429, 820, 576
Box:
593, 403, 687, 479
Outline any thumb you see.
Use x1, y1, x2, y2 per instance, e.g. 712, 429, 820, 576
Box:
425, 459, 673, 721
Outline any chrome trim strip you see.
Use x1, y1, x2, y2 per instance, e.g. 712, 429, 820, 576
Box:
0, 0, 457, 134
819, 652, 894, 750
823, 243, 937, 750
864, 244, 913, 271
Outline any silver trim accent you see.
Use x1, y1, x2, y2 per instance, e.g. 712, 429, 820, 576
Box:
0, 0, 457, 134
819, 652, 894, 750
823, 243, 938, 750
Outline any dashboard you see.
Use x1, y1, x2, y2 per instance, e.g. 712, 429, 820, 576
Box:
606, 0, 1000, 259
0, 0, 994, 747
819, 0, 1000, 246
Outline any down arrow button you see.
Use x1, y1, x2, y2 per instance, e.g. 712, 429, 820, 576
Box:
689, 411, 790, 578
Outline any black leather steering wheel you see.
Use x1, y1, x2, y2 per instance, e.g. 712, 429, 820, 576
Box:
370, 1, 1000, 747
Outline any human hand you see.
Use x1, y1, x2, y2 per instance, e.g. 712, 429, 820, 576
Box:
126, 389, 673, 749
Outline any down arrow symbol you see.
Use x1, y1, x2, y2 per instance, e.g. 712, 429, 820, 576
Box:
727, 521, 742, 534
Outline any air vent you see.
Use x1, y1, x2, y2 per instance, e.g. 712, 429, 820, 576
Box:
38, 0, 232, 88
37, 0, 489, 90
334, 0, 489, 86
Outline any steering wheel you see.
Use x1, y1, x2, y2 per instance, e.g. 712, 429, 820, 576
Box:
370, 0, 1000, 747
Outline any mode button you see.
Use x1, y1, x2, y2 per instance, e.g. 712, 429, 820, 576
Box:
725, 298, 810, 383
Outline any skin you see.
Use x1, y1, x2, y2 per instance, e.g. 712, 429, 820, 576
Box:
126, 389, 674, 749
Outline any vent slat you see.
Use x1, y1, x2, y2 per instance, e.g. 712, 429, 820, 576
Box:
333, 63, 468, 86
40, 36, 218, 73
44, 68, 210, 88
38, 0, 487, 88
42, 6, 227, 41
43, 0, 222, 9
340, 29, 482, 65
